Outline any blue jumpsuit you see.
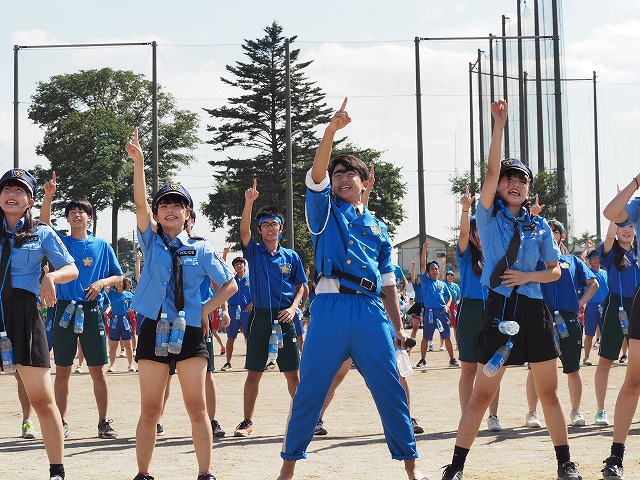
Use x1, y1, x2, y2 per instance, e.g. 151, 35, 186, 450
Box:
280, 171, 417, 461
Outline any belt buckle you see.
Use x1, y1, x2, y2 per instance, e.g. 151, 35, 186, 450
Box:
359, 278, 375, 292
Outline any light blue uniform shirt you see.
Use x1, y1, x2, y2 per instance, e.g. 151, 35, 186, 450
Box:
456, 243, 486, 300
587, 269, 608, 305
475, 201, 559, 299
53, 228, 122, 303
419, 274, 451, 309
228, 273, 252, 308
107, 290, 133, 316
306, 175, 392, 299
4, 219, 74, 295
132, 226, 233, 328
242, 238, 306, 310
540, 254, 595, 312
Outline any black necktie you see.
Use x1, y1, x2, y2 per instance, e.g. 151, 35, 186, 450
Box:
489, 216, 521, 289
170, 246, 185, 312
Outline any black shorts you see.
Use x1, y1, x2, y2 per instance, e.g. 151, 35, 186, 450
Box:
406, 302, 424, 316
628, 286, 640, 341
5, 289, 50, 367
478, 290, 557, 365
135, 317, 209, 364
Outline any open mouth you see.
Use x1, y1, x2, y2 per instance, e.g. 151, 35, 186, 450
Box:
508, 189, 520, 196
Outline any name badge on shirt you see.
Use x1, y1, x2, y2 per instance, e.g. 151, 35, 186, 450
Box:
370, 225, 383, 238
560, 261, 570, 269
182, 256, 199, 266
22, 235, 39, 244
178, 249, 197, 257
280, 263, 292, 275
83, 256, 94, 267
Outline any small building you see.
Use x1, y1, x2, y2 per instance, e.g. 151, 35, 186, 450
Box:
393, 234, 449, 278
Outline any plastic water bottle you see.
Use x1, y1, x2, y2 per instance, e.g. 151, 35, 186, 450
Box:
428, 309, 434, 324
155, 313, 170, 356
235, 305, 241, 321
498, 320, 520, 336
168, 311, 187, 354
553, 311, 569, 338
59, 300, 77, 328
0, 331, 16, 374
110, 316, 118, 331
598, 304, 603, 318
274, 321, 284, 349
619, 307, 629, 335
483, 340, 513, 377
268, 328, 279, 361
73, 304, 85, 334
395, 348, 413, 377
123, 315, 132, 332
436, 317, 444, 332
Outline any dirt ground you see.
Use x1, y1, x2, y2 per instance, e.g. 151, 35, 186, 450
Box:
1, 334, 639, 480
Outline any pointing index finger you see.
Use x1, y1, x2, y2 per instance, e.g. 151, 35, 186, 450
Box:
52, 171, 56, 183
339, 97, 348, 112
253, 178, 257, 190
465, 185, 469, 196
134, 127, 139, 145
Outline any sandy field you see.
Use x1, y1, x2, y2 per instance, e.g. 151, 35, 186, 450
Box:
1, 334, 639, 480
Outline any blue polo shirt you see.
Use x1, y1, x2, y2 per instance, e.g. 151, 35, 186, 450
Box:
475, 201, 559, 299
306, 173, 391, 298
132, 226, 234, 328
107, 290, 133, 316
412, 280, 423, 302
456, 243, 486, 300
598, 243, 639, 298
54, 229, 123, 302
419, 274, 451, 309
242, 238, 306, 310
393, 264, 406, 291
540, 254, 595, 312
587, 269, 608, 305
228, 273, 252, 308
446, 281, 461, 302
4, 219, 75, 296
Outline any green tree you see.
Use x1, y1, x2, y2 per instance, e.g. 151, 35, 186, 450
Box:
116, 236, 137, 275
201, 23, 406, 267
28, 68, 200, 250
531, 170, 559, 221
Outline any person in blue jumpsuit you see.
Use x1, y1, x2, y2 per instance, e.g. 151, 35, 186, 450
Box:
278, 98, 425, 480
441, 100, 582, 480
598, 181, 640, 478
417, 244, 456, 368
0, 168, 79, 480
526, 219, 598, 428
126, 127, 237, 480
234, 178, 307, 438
582, 250, 608, 365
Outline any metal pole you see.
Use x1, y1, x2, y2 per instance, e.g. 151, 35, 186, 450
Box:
469, 62, 475, 187
534, 0, 545, 172
13, 46, 19, 168
415, 37, 426, 249
489, 34, 495, 133
593, 71, 601, 242
285, 39, 294, 249
151, 41, 159, 196
523, 71, 530, 164
477, 50, 485, 176
501, 15, 510, 157
517, 0, 526, 163
551, 0, 567, 227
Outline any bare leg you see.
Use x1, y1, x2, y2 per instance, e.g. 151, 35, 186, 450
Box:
54, 365, 72, 421
567, 370, 583, 412
530, 359, 568, 446
205, 371, 216, 421
242, 370, 263, 420
108, 339, 118, 368
283, 370, 300, 398
319, 359, 351, 419
88, 365, 109, 420
613, 338, 640, 444
123, 339, 134, 367
225, 338, 236, 365
526, 368, 538, 413
212, 330, 224, 351
15, 370, 32, 421
595, 357, 615, 411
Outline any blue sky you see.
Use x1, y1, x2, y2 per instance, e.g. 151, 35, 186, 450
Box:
2, 0, 639, 257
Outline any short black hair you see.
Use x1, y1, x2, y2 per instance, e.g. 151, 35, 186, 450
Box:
587, 249, 600, 259
232, 256, 246, 266
65, 198, 93, 217
255, 205, 284, 225
328, 154, 369, 182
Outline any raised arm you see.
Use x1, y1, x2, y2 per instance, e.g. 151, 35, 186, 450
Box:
420, 240, 429, 275
458, 185, 475, 255
479, 100, 508, 211
603, 178, 639, 223
311, 97, 351, 184
125, 127, 154, 233
602, 221, 617, 256
240, 179, 259, 249
40, 171, 56, 226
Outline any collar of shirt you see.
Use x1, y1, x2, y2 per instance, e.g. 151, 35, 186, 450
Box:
162, 230, 189, 249
258, 241, 282, 257
3, 216, 25, 235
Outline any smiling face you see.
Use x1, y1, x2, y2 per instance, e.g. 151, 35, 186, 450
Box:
154, 198, 189, 232
0, 181, 34, 218
617, 225, 636, 249
497, 170, 531, 207
233, 260, 246, 277
588, 255, 601, 270
259, 219, 283, 243
66, 207, 92, 231
427, 263, 439, 280
331, 168, 367, 204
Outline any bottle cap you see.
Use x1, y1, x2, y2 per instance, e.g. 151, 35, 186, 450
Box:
160, 313, 168, 318
179, 310, 186, 316
0, 331, 6, 338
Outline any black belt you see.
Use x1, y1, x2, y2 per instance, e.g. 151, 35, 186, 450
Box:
331, 269, 386, 299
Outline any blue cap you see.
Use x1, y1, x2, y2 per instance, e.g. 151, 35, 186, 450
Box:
500, 158, 534, 188
446, 270, 454, 275
152, 183, 193, 214
0, 169, 37, 198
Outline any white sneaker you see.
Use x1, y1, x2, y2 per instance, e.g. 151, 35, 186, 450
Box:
595, 409, 610, 426
570, 410, 585, 426
525, 411, 542, 428
487, 414, 503, 432
438, 345, 445, 351
74, 364, 83, 374
119, 350, 125, 357
107, 365, 116, 373
128, 364, 137, 372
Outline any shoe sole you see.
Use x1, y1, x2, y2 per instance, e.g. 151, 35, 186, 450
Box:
526, 423, 542, 428
314, 430, 328, 436
233, 432, 251, 437
571, 420, 586, 426
99, 432, 118, 439
213, 431, 226, 438
21, 433, 36, 439
413, 427, 425, 434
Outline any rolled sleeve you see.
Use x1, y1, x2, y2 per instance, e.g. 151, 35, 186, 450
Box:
305, 168, 330, 192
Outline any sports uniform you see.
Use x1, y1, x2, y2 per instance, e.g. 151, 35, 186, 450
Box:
227, 273, 252, 339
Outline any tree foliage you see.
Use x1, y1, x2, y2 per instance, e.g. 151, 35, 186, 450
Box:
28, 68, 200, 251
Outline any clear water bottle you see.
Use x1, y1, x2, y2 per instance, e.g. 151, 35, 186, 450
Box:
274, 321, 284, 349
428, 309, 434, 324
123, 315, 132, 332
483, 340, 513, 377
619, 306, 629, 335
498, 320, 520, 336
73, 304, 85, 334
554, 311, 569, 338
59, 300, 77, 329
436, 317, 444, 333
268, 328, 279, 361
0, 331, 16, 374
155, 313, 170, 356
168, 311, 187, 354
235, 305, 242, 321
598, 304, 603, 318
395, 347, 413, 377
